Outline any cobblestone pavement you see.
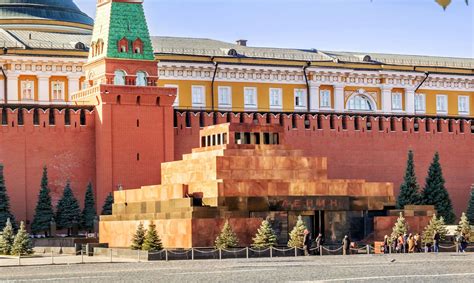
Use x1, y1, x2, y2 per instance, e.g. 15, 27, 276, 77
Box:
0, 253, 473, 282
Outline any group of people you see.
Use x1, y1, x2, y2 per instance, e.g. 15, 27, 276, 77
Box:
383, 232, 426, 254
303, 230, 324, 255
456, 233, 469, 253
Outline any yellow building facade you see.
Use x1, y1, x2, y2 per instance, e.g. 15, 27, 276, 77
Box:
0, 1, 473, 118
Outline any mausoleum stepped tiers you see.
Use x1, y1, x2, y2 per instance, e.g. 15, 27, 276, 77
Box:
100, 123, 395, 248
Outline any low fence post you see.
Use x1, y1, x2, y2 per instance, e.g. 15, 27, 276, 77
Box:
165, 249, 168, 261
270, 247, 273, 258
456, 244, 459, 253
294, 247, 297, 257
18, 255, 21, 266
219, 249, 222, 260
389, 244, 392, 254
51, 250, 54, 265
191, 248, 194, 260
246, 247, 249, 259
320, 246, 323, 256
367, 245, 370, 255
137, 250, 140, 263
81, 250, 84, 264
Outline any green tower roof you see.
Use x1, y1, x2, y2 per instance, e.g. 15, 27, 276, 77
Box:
90, 0, 154, 61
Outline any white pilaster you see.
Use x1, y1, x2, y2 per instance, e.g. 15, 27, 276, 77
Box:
333, 84, 345, 112
37, 74, 51, 103
381, 85, 392, 114
68, 75, 81, 100
405, 87, 415, 115
6, 73, 19, 104
0, 79, 4, 103
309, 83, 320, 112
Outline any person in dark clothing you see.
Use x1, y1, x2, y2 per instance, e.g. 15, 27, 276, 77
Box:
433, 231, 440, 253
383, 235, 390, 254
403, 233, 409, 253
315, 233, 324, 255
342, 235, 351, 255
303, 229, 311, 256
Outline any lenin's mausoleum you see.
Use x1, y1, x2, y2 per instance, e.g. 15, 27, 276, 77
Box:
0, 0, 473, 247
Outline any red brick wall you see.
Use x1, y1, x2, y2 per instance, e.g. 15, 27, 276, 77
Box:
174, 112, 474, 217
0, 107, 96, 223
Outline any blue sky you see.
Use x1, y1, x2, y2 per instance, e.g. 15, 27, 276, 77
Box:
76, 0, 473, 58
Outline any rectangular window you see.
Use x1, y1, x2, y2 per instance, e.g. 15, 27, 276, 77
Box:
415, 93, 426, 112
320, 90, 331, 108
269, 88, 282, 109
294, 89, 307, 109
191, 85, 205, 107
391, 92, 402, 110
21, 80, 34, 100
218, 86, 232, 109
458, 96, 469, 115
244, 87, 257, 109
51, 81, 64, 101
165, 84, 179, 107
436, 94, 448, 114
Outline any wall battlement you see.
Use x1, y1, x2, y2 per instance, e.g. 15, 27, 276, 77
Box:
174, 111, 474, 136
0, 107, 95, 131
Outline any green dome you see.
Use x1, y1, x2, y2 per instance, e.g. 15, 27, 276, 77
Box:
0, 0, 93, 30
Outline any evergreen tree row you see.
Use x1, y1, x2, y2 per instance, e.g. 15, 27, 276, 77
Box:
0, 164, 114, 236
396, 151, 456, 224
0, 219, 33, 256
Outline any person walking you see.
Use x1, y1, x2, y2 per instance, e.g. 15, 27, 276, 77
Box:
458, 234, 467, 253
342, 235, 351, 255
414, 233, 421, 253
408, 234, 415, 253
433, 231, 440, 253
383, 235, 390, 254
315, 233, 324, 255
303, 229, 311, 256
397, 234, 404, 253
403, 233, 409, 253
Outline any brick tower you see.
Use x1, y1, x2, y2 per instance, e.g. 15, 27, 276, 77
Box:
72, 0, 177, 208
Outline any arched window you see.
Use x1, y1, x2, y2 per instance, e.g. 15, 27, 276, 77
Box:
136, 71, 147, 86
347, 95, 373, 111
114, 70, 126, 85
133, 38, 143, 54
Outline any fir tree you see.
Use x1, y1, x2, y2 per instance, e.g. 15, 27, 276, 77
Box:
131, 222, 146, 250
12, 221, 33, 256
252, 218, 278, 249
455, 212, 472, 241
396, 150, 421, 209
390, 212, 408, 242
288, 215, 307, 248
215, 220, 239, 249
101, 193, 114, 216
421, 152, 456, 224
422, 214, 448, 245
31, 166, 54, 236
55, 181, 81, 235
467, 186, 474, 226
81, 182, 97, 232
142, 223, 163, 252
0, 164, 17, 231
0, 218, 15, 255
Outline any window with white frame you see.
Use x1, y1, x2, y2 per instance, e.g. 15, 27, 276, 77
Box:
269, 88, 282, 109
320, 90, 331, 108
218, 86, 232, 108
51, 81, 64, 101
294, 89, 307, 108
348, 94, 373, 111
436, 94, 448, 114
114, 70, 126, 85
391, 92, 402, 110
164, 84, 179, 107
244, 87, 257, 109
191, 85, 205, 107
415, 93, 426, 112
21, 80, 34, 100
136, 71, 147, 86
458, 96, 469, 115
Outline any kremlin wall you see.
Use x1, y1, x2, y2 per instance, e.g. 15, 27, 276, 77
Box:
1, 107, 473, 223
